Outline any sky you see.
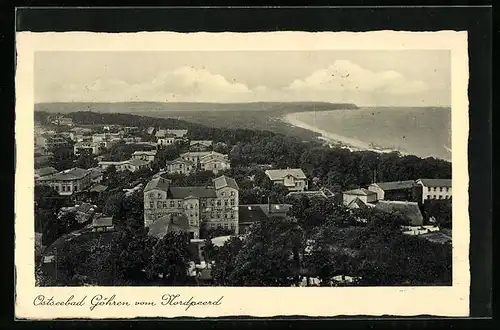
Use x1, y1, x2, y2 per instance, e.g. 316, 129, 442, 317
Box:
34, 50, 451, 107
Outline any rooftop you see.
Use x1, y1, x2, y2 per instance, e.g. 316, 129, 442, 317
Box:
213, 175, 239, 190
287, 190, 328, 199
169, 187, 217, 199
371, 180, 416, 191
416, 178, 452, 188
148, 213, 190, 238
343, 188, 376, 196
92, 216, 113, 227
265, 168, 307, 180
127, 158, 150, 167
144, 176, 172, 192
166, 157, 195, 166
89, 184, 108, 193
35, 167, 58, 177
39, 167, 90, 181
132, 150, 157, 156
166, 129, 188, 137
190, 140, 213, 147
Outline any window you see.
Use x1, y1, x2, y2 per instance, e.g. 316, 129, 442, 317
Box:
221, 192, 225, 197
150, 202, 154, 208
217, 200, 221, 206
426, 195, 431, 199
231, 191, 235, 196
224, 200, 229, 206
157, 193, 161, 198
433, 195, 437, 199
428, 187, 431, 192
170, 201, 175, 207
190, 204, 193, 209
438, 195, 442, 199
230, 213, 234, 218
157, 201, 162, 208
230, 199, 234, 205
439, 187, 443, 192
177, 201, 182, 208
162, 201, 167, 208
433, 187, 437, 192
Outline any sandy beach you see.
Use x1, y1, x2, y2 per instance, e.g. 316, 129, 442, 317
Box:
283, 112, 405, 155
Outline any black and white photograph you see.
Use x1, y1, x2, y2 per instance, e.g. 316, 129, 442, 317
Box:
15, 30, 470, 318
33, 49, 454, 288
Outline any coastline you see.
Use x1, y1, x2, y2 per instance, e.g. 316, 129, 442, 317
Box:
282, 112, 408, 155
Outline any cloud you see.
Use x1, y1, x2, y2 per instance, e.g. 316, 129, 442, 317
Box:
286, 60, 429, 95
40, 61, 431, 105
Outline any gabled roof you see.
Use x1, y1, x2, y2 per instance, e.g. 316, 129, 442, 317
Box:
132, 150, 157, 156
127, 158, 149, 167
213, 176, 239, 190
169, 187, 217, 199
190, 140, 212, 147
75, 203, 96, 214
144, 176, 171, 192
181, 151, 211, 158
155, 129, 167, 138
375, 200, 424, 226
346, 198, 371, 210
416, 178, 452, 188
148, 213, 190, 239
35, 167, 58, 177
370, 180, 416, 191
343, 188, 376, 196
199, 151, 229, 162
238, 205, 269, 224
89, 167, 103, 178
89, 184, 108, 192
265, 168, 307, 180
40, 167, 90, 181
287, 190, 328, 199
166, 129, 188, 137
146, 127, 155, 134
166, 157, 194, 166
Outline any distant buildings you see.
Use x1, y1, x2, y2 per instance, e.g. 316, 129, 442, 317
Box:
73, 141, 99, 157
179, 151, 231, 174
374, 200, 424, 226
367, 180, 419, 202
51, 116, 73, 126
416, 178, 452, 203
165, 158, 195, 175
264, 168, 308, 192
37, 167, 92, 196
98, 158, 151, 173
58, 202, 97, 224
132, 150, 157, 162
143, 174, 239, 239
91, 215, 114, 232
156, 129, 188, 145
189, 140, 213, 152
343, 188, 377, 207
238, 203, 292, 234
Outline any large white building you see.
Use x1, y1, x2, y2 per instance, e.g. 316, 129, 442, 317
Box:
416, 178, 452, 203
144, 174, 239, 239
37, 167, 92, 196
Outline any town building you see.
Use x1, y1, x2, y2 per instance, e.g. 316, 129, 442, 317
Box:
166, 129, 188, 141
342, 188, 377, 206
146, 127, 156, 135
143, 174, 239, 239
286, 187, 334, 200
98, 159, 150, 173
238, 203, 292, 234
189, 140, 213, 151
58, 203, 97, 224
91, 215, 114, 232
416, 178, 452, 203
199, 151, 231, 174
51, 116, 73, 126
368, 180, 419, 202
264, 168, 308, 192
37, 167, 92, 196
88, 167, 104, 184
155, 129, 167, 139
165, 158, 195, 175
132, 150, 157, 162
180, 151, 212, 167
73, 141, 100, 156
157, 135, 176, 147
37, 134, 69, 152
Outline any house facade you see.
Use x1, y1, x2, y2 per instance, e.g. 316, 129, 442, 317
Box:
165, 158, 195, 175
98, 159, 150, 173
37, 168, 92, 196
368, 180, 419, 202
157, 136, 176, 147
144, 174, 239, 239
132, 150, 157, 162
73, 141, 99, 156
416, 178, 452, 203
264, 168, 308, 192
189, 140, 213, 152
342, 188, 378, 206
199, 152, 231, 174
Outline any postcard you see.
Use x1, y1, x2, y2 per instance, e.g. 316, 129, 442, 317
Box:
15, 30, 469, 319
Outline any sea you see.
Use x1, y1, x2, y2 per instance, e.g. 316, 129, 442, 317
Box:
285, 107, 452, 162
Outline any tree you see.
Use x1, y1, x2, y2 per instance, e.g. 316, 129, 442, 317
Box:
224, 217, 303, 286
75, 154, 97, 169
147, 232, 191, 285
50, 146, 75, 171
202, 238, 217, 263
211, 236, 244, 286
103, 192, 124, 219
